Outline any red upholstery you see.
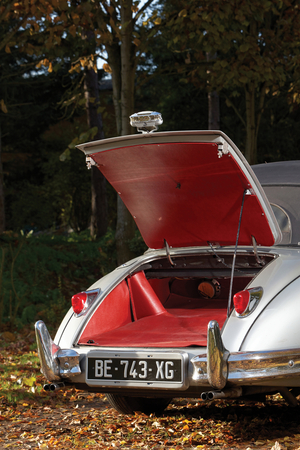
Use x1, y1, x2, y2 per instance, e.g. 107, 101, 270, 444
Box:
128, 271, 166, 320
79, 272, 228, 348
148, 278, 171, 304
81, 308, 227, 347
79, 280, 132, 343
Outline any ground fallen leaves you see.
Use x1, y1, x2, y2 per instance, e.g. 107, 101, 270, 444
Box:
1, 332, 300, 449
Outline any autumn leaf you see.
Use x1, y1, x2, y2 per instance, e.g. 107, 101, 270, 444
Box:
103, 63, 113, 73
36, 59, 50, 69
0, 99, 8, 114
179, 9, 188, 17
23, 377, 36, 387
69, 24, 77, 37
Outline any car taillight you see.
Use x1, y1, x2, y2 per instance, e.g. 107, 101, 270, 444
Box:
72, 292, 87, 314
71, 289, 99, 317
233, 287, 263, 317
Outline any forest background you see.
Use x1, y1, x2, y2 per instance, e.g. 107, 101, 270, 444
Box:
1, 0, 300, 332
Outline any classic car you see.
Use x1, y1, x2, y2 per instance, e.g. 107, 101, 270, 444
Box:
35, 111, 300, 415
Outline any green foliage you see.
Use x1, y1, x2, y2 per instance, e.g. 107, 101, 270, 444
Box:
137, 33, 208, 130
0, 230, 119, 330
0, 39, 91, 233
164, 0, 300, 163
128, 230, 147, 255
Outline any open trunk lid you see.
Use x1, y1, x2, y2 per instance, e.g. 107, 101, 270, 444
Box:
77, 131, 281, 249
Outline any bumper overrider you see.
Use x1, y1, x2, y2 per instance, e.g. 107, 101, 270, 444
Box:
35, 320, 300, 392
35, 321, 81, 390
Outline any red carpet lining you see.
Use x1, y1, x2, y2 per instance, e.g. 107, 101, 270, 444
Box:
79, 271, 228, 348
80, 308, 227, 348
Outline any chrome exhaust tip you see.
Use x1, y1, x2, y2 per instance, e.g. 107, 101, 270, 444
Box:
201, 392, 208, 401
43, 382, 65, 392
201, 387, 243, 401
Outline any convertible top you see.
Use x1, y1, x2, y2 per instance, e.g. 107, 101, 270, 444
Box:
252, 160, 300, 186
253, 161, 300, 245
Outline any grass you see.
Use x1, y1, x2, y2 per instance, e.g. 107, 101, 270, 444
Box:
0, 331, 44, 405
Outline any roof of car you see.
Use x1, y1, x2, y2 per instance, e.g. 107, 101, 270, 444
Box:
252, 161, 300, 186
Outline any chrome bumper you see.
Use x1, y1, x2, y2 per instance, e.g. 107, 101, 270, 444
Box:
192, 320, 300, 388
35, 320, 81, 382
35, 319, 300, 389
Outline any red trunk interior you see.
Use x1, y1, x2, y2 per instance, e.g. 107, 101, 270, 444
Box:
78, 272, 247, 348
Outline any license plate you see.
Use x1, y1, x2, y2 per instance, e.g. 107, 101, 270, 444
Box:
86, 351, 187, 389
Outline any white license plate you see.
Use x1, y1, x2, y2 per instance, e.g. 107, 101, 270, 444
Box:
86, 351, 187, 389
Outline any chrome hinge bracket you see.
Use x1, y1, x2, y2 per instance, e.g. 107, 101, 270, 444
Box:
86, 156, 97, 170
217, 141, 230, 158
164, 239, 176, 266
252, 235, 266, 266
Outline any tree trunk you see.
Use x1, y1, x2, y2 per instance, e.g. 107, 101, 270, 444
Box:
208, 91, 220, 130
245, 85, 257, 164
107, 45, 122, 136
114, 0, 137, 265
0, 127, 5, 233
84, 66, 108, 238
120, 0, 135, 135
206, 52, 220, 130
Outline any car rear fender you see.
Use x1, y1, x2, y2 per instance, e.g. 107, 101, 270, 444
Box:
221, 252, 300, 352
238, 275, 300, 351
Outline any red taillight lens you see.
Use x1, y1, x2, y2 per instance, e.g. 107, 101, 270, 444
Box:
71, 289, 99, 316
72, 292, 88, 315
233, 290, 250, 315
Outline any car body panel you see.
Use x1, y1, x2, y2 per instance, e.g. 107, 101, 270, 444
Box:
222, 249, 300, 351
240, 275, 300, 351
78, 131, 281, 249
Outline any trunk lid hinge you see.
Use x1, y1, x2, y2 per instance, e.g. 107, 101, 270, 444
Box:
164, 239, 176, 266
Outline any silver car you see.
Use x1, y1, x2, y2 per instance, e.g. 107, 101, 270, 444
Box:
35, 112, 300, 415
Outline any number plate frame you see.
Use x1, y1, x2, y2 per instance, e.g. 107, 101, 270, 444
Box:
86, 350, 188, 389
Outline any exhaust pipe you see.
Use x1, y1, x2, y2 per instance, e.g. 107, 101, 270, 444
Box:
201, 386, 243, 401
201, 386, 280, 402
278, 387, 298, 407
43, 382, 65, 392
201, 391, 208, 401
